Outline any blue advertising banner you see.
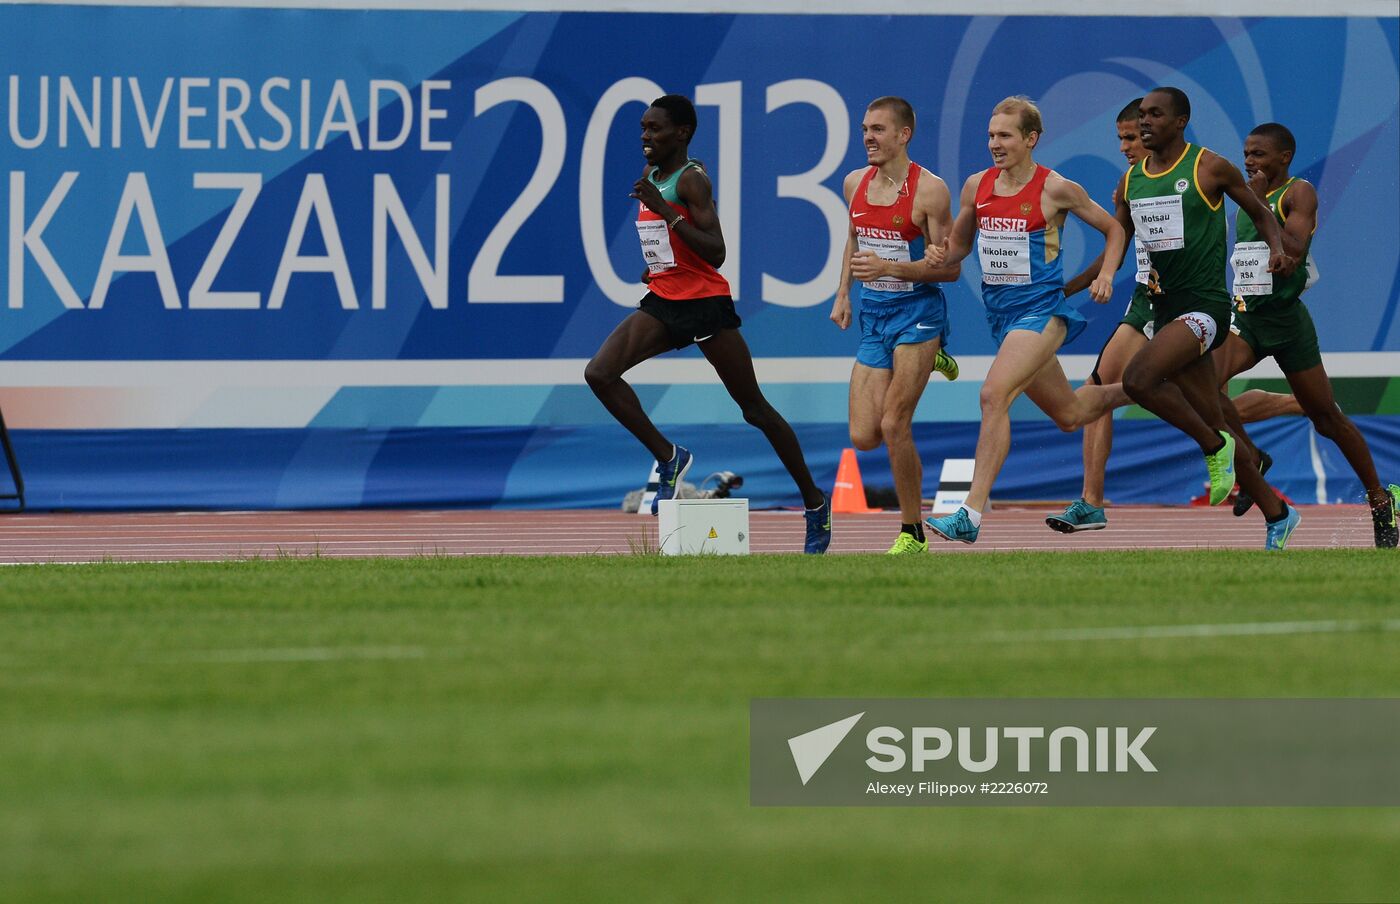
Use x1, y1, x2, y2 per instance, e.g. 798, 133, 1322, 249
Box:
0, 6, 1396, 508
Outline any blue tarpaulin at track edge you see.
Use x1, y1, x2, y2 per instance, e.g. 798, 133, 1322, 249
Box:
1, 8, 1396, 512
4, 416, 1397, 512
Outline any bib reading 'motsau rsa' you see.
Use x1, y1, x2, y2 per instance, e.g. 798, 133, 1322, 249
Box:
1125, 143, 1228, 304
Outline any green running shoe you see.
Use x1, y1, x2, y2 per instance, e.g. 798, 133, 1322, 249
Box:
1374, 484, 1399, 549
1205, 431, 1236, 506
885, 532, 928, 555
933, 349, 959, 381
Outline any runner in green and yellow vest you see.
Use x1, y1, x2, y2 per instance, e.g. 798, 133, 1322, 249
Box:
1115, 87, 1302, 550
1053, 98, 1298, 535
1212, 122, 1399, 547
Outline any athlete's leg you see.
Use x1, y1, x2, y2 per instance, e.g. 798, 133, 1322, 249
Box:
1234, 389, 1303, 422
1286, 364, 1387, 504
881, 339, 939, 524
1081, 326, 1147, 506
1024, 354, 1130, 434
963, 321, 1066, 513
1122, 322, 1223, 452
848, 363, 891, 452
1211, 333, 1265, 468
699, 328, 824, 508
1171, 354, 1285, 520
1215, 317, 1303, 423
1212, 330, 1258, 388
584, 311, 681, 460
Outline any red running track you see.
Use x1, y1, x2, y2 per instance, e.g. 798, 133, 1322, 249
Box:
0, 505, 1382, 564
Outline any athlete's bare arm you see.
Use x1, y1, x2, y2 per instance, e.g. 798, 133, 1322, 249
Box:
1202, 151, 1294, 277
1044, 172, 1125, 303
830, 168, 865, 330
912, 173, 961, 283
923, 173, 979, 267
1065, 175, 1130, 297
675, 167, 726, 268
1275, 179, 1318, 260
1112, 178, 1138, 246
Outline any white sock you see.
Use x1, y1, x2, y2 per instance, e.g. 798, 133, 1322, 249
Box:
960, 504, 983, 527
666, 445, 677, 463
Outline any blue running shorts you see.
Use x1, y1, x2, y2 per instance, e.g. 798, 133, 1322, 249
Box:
985, 294, 1086, 348
856, 292, 950, 369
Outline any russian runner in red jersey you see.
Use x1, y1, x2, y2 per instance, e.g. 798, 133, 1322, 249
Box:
829, 96, 960, 555
584, 94, 831, 553
922, 96, 1128, 545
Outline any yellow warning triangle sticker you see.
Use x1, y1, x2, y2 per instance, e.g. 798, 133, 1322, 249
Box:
708, 527, 718, 538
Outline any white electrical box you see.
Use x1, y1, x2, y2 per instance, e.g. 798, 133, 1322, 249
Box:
656, 498, 750, 556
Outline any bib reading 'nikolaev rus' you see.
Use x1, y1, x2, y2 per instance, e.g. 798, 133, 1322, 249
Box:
849, 162, 945, 308
1124, 143, 1228, 304
973, 164, 1064, 314
636, 159, 732, 301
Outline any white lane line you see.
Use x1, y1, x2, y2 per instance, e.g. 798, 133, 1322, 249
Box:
982, 618, 1400, 643
148, 645, 428, 664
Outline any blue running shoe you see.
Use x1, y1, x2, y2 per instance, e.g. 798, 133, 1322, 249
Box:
1045, 499, 1107, 533
1264, 504, 1301, 551
803, 494, 832, 555
925, 508, 979, 544
651, 445, 693, 516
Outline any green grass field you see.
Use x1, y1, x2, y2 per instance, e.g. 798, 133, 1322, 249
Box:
3, 551, 1398, 902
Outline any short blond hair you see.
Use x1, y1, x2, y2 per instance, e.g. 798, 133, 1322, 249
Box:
993, 96, 1043, 138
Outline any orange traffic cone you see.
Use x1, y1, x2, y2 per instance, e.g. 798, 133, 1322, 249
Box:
831, 448, 880, 513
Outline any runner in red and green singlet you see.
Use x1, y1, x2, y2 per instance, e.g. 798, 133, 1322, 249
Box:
584, 94, 831, 553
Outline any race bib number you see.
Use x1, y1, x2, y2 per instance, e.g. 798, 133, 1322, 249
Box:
977, 229, 1032, 285
1129, 194, 1185, 252
856, 234, 914, 293
1304, 253, 1320, 291
1230, 240, 1272, 296
637, 218, 676, 274
1133, 236, 1151, 285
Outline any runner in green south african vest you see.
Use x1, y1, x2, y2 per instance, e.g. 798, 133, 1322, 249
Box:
1233, 177, 1310, 313
1124, 143, 1229, 307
